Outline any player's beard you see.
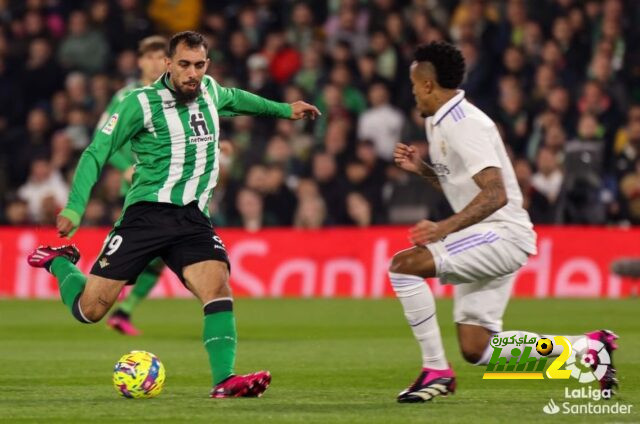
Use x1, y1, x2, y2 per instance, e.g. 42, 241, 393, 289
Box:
174, 80, 201, 104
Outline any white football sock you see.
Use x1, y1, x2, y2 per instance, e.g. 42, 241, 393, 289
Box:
475, 330, 586, 365
389, 272, 448, 370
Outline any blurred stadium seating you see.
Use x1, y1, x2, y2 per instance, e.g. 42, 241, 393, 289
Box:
1, 0, 640, 229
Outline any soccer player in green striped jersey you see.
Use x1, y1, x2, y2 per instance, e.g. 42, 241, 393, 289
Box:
100, 35, 169, 337
28, 31, 320, 398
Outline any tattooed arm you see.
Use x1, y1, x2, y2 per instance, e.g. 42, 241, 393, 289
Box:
440, 167, 507, 234
407, 167, 507, 245
393, 143, 442, 191
417, 161, 443, 191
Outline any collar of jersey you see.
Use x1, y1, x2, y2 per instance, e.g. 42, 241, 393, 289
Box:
432, 89, 466, 126
161, 73, 176, 92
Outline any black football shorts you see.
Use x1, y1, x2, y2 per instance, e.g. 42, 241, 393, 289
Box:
90, 201, 229, 284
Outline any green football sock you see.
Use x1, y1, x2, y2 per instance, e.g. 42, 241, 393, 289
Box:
50, 257, 87, 312
202, 300, 237, 385
117, 261, 161, 315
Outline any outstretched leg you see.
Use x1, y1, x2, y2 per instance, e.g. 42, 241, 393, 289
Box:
28, 245, 126, 323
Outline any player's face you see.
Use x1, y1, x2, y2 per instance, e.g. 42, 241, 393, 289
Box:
410, 61, 435, 116
166, 42, 209, 102
138, 50, 167, 82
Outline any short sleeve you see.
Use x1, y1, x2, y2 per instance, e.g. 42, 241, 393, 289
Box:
445, 117, 502, 177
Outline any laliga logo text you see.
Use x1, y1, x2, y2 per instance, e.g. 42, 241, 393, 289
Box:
542, 388, 633, 415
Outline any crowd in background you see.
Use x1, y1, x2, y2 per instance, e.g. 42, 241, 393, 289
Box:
1, 0, 640, 230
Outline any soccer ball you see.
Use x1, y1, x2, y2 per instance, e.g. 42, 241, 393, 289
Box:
113, 350, 165, 398
536, 338, 554, 356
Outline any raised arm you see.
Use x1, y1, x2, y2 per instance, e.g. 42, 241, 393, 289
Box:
213, 79, 320, 120
407, 120, 508, 245
393, 143, 442, 191
57, 95, 144, 237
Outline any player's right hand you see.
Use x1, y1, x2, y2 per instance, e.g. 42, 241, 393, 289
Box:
393, 143, 423, 175
56, 215, 75, 238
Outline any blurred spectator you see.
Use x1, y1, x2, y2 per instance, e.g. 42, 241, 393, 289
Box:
230, 187, 277, 232
346, 191, 374, 227
22, 38, 64, 109
357, 82, 404, 160
312, 151, 347, 224
532, 147, 563, 204
1, 0, 639, 228
148, 0, 201, 34
17, 158, 68, 223
294, 193, 327, 229
262, 30, 301, 85
3, 197, 30, 225
514, 158, 554, 224
4, 107, 51, 186
619, 159, 640, 224
57, 10, 109, 73
614, 120, 640, 180
287, 2, 316, 52
497, 78, 529, 155
262, 164, 297, 225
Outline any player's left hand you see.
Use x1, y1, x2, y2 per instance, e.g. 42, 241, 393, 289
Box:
409, 219, 447, 245
290, 101, 321, 120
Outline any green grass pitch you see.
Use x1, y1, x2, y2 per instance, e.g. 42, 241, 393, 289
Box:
0, 298, 638, 423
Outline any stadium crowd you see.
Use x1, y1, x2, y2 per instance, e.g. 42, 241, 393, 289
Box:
1, 0, 640, 229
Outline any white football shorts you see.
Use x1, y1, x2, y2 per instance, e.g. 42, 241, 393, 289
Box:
425, 222, 530, 332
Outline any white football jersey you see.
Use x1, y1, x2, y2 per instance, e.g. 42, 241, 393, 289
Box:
425, 90, 537, 254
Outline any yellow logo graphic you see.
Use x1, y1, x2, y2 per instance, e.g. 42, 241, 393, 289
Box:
483, 336, 572, 380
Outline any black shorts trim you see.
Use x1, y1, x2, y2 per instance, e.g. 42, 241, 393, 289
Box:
90, 201, 230, 283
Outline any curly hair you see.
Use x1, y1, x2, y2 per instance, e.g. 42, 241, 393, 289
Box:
414, 42, 466, 89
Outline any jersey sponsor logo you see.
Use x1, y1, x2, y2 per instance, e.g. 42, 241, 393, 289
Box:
101, 113, 119, 135
189, 112, 209, 136
189, 134, 214, 144
188, 112, 213, 144
431, 162, 450, 176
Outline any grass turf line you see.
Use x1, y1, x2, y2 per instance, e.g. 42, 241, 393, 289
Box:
0, 298, 637, 423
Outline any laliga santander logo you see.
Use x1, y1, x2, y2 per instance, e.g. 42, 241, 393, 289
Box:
565, 338, 611, 383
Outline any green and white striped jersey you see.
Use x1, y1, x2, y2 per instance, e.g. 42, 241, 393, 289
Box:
62, 73, 291, 226
96, 81, 143, 194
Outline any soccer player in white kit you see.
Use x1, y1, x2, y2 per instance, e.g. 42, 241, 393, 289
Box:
390, 42, 619, 403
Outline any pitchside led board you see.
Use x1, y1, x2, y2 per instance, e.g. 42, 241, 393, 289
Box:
0, 226, 638, 299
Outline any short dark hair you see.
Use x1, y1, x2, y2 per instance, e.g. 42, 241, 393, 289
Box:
138, 35, 168, 56
168, 31, 208, 57
414, 42, 465, 89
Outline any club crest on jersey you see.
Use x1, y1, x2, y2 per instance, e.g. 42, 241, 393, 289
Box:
188, 112, 213, 144
101, 113, 118, 135
431, 162, 450, 176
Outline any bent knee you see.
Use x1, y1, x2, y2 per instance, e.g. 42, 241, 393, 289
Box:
76, 300, 108, 323
389, 248, 435, 278
460, 346, 484, 364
